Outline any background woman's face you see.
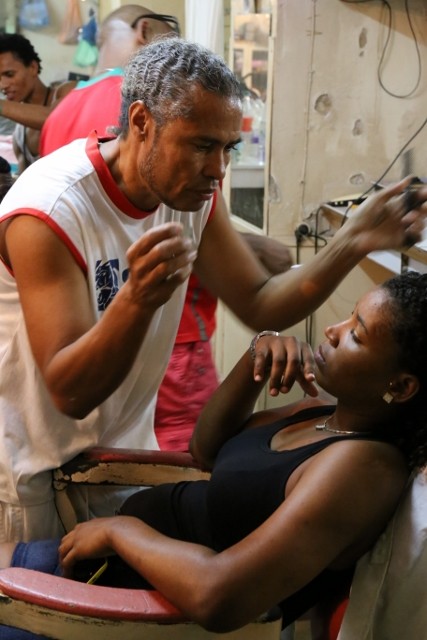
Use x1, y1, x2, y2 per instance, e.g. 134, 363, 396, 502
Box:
0, 53, 37, 102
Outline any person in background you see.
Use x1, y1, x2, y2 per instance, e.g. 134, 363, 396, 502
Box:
39, 5, 179, 156
2, 271, 427, 640
0, 36, 424, 545
0, 156, 13, 200
0, 101, 15, 136
37, 4, 294, 452
0, 34, 75, 174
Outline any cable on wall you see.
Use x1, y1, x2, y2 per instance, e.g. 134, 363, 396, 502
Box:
299, 0, 318, 209
297, 0, 424, 345
377, 0, 421, 98
295, 111, 427, 348
340, 0, 422, 99
339, 115, 427, 224
294, 211, 327, 346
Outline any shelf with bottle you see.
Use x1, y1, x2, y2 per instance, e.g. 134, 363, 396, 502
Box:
230, 165, 264, 189
232, 94, 266, 168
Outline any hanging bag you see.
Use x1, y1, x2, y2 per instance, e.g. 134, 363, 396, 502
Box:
73, 8, 98, 68
18, 0, 50, 30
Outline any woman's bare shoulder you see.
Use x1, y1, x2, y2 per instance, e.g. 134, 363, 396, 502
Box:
298, 436, 408, 518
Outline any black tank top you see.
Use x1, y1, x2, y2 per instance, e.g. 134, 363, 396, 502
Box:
160, 405, 389, 552
118, 404, 388, 623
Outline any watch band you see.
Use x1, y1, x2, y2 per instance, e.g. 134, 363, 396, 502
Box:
249, 330, 280, 360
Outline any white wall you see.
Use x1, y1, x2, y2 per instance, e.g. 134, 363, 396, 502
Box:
268, 0, 427, 342
269, 0, 427, 244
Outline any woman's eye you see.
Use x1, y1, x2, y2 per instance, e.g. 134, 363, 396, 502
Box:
350, 329, 361, 344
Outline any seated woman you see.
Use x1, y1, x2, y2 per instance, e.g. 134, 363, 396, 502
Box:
2, 270, 427, 637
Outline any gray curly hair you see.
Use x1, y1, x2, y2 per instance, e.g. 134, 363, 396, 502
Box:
118, 36, 242, 134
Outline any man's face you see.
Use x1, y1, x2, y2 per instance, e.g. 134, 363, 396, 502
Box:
140, 85, 242, 211
0, 52, 38, 102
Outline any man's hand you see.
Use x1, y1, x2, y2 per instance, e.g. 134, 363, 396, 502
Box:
344, 177, 427, 255
126, 221, 198, 311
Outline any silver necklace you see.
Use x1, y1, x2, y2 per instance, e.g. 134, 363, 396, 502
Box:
315, 415, 362, 435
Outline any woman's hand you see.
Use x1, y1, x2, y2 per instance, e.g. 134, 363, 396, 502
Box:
251, 333, 317, 398
59, 517, 121, 577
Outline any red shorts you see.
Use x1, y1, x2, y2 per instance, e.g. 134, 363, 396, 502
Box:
154, 341, 219, 451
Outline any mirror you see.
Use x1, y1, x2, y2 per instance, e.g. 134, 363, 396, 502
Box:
229, 0, 273, 229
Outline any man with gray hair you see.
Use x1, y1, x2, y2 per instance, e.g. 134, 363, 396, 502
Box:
37, 7, 293, 453
0, 36, 424, 542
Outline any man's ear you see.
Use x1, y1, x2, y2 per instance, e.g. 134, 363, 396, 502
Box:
132, 18, 151, 45
128, 100, 150, 139
390, 373, 420, 404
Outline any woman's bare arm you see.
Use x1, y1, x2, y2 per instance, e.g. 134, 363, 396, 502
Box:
60, 440, 407, 632
0, 80, 76, 129
190, 335, 317, 467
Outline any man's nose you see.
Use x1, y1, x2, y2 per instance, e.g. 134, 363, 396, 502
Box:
204, 151, 227, 181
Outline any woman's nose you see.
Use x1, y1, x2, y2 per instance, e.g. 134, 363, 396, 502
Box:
324, 323, 340, 347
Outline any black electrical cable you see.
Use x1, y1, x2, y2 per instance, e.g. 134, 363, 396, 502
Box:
293, 208, 327, 347
298, 0, 424, 342
377, 0, 421, 99
340, 0, 422, 99
340, 115, 427, 224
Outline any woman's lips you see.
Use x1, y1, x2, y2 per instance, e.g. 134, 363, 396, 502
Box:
314, 344, 326, 368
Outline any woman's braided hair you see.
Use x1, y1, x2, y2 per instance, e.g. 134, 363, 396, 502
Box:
382, 271, 427, 470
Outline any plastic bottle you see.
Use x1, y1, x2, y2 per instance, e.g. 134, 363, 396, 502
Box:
238, 95, 267, 165
238, 95, 254, 164
258, 100, 266, 165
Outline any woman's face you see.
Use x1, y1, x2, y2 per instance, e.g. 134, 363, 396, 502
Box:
0, 52, 38, 102
314, 288, 400, 403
